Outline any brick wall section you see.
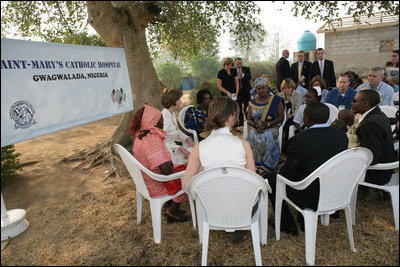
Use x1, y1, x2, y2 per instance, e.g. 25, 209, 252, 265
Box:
324, 25, 399, 80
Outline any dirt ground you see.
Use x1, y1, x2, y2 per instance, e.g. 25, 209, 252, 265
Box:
1, 101, 399, 266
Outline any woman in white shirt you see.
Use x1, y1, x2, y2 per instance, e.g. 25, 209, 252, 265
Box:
182, 96, 255, 187
161, 88, 195, 164
182, 96, 255, 244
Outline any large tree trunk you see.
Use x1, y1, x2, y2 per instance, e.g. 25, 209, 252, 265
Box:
87, 1, 164, 148
65, 2, 165, 177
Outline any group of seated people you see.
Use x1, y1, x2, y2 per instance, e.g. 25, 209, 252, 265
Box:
127, 70, 398, 243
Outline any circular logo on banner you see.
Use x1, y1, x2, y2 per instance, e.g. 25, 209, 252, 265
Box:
9, 101, 37, 129
111, 88, 126, 105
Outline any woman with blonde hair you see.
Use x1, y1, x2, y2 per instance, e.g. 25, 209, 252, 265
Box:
217, 57, 239, 99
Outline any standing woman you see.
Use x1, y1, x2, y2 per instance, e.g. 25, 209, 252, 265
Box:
247, 77, 284, 174
278, 78, 303, 154
217, 57, 239, 99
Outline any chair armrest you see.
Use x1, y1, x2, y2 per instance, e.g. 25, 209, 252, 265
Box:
276, 173, 317, 191
368, 162, 399, 170
140, 169, 186, 182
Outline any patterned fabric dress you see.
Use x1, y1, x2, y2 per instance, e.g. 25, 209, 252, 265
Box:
247, 95, 282, 172
184, 105, 208, 140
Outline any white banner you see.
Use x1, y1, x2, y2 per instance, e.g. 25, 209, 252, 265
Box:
1, 38, 134, 147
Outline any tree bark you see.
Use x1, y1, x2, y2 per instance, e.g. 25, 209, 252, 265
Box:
87, 1, 164, 148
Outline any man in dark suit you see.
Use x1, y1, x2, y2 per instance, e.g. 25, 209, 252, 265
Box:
233, 57, 252, 126
265, 102, 348, 235
310, 48, 336, 89
291, 51, 312, 90
351, 90, 396, 185
276, 49, 291, 91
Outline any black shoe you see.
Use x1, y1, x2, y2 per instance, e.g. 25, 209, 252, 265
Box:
268, 219, 298, 236
331, 211, 340, 219
230, 231, 247, 244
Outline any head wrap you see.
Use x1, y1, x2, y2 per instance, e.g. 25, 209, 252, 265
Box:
312, 86, 322, 96
139, 104, 167, 140
254, 77, 268, 87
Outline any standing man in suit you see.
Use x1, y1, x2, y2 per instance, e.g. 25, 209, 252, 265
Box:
351, 89, 396, 185
265, 102, 348, 235
233, 57, 252, 126
310, 48, 336, 89
276, 49, 291, 91
291, 51, 312, 90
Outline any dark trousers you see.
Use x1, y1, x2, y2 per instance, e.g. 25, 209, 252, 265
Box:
237, 91, 250, 126
264, 172, 297, 230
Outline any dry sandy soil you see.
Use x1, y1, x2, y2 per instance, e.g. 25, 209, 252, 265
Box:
1, 100, 399, 266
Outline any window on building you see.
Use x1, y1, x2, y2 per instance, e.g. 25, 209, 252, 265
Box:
379, 40, 394, 52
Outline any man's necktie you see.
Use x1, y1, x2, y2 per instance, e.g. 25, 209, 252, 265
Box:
298, 62, 302, 82
320, 61, 324, 77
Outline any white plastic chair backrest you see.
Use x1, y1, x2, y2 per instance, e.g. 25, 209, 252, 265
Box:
178, 105, 199, 143
186, 167, 271, 229
294, 147, 373, 213
324, 103, 339, 124
380, 105, 397, 118
114, 144, 152, 199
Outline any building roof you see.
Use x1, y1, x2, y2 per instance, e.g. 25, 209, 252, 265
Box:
317, 12, 399, 33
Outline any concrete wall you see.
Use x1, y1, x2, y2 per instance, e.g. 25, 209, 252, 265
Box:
324, 25, 399, 80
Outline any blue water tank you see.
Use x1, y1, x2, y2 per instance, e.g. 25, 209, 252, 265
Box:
297, 30, 316, 51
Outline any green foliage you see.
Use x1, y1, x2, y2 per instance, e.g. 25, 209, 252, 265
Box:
247, 61, 278, 88
188, 56, 221, 82
290, 1, 399, 30
189, 78, 220, 105
156, 62, 184, 88
1, 145, 22, 187
52, 32, 107, 47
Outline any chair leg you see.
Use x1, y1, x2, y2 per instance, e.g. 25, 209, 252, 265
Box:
344, 206, 356, 252
201, 223, 210, 266
149, 199, 163, 244
350, 186, 359, 225
251, 223, 262, 266
196, 201, 204, 243
389, 187, 399, 230
303, 210, 318, 266
275, 196, 283, 241
136, 191, 143, 224
189, 196, 197, 229
259, 196, 268, 245
320, 214, 330, 226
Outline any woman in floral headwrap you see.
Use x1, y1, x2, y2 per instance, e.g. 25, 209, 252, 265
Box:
129, 104, 188, 222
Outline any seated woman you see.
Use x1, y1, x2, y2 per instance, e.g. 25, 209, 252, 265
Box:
129, 104, 188, 222
161, 88, 195, 164
293, 87, 321, 134
182, 96, 255, 243
246, 77, 284, 174
184, 89, 213, 141
310, 75, 329, 103
278, 78, 303, 154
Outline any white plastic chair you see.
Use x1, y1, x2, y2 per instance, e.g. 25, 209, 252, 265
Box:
380, 105, 398, 118
114, 144, 186, 243
178, 105, 199, 143
351, 143, 399, 230
185, 167, 271, 266
243, 111, 286, 153
275, 147, 373, 266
